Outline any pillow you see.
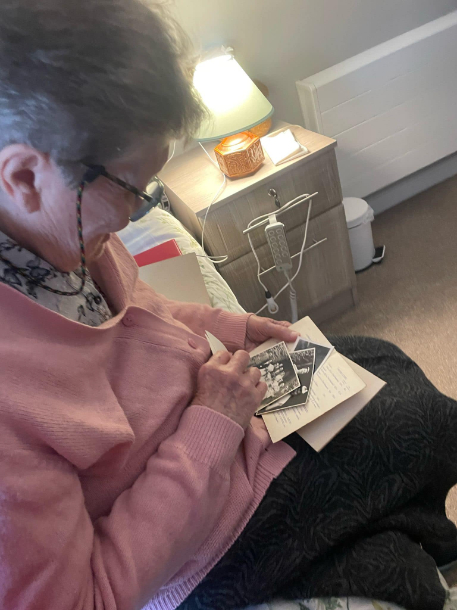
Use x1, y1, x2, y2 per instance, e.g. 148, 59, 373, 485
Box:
118, 207, 245, 315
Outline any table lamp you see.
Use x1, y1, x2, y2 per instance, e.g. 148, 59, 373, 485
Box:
193, 53, 274, 178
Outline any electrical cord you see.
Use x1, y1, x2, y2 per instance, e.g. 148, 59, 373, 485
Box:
201, 173, 227, 263
284, 270, 298, 323
246, 213, 279, 314
150, 141, 177, 212
198, 135, 317, 316
253, 198, 313, 316
199, 141, 219, 168
245, 195, 312, 315
247, 231, 268, 293
199, 142, 228, 264
168, 140, 177, 164
247, 230, 279, 315
246, 192, 313, 233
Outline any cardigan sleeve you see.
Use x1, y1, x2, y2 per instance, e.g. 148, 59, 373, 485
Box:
0, 405, 244, 610
137, 278, 251, 353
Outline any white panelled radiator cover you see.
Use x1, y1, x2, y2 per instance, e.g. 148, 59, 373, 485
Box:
296, 11, 457, 198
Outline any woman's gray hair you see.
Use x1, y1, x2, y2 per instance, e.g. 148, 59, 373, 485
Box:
0, 0, 206, 185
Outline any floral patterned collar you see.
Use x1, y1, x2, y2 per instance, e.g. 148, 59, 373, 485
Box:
0, 229, 112, 327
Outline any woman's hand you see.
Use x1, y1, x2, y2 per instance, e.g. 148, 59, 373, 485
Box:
193, 350, 267, 430
246, 315, 298, 351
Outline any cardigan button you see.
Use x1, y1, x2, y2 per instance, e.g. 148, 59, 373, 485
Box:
122, 314, 134, 327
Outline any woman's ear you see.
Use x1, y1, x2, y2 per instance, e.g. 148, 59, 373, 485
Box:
0, 144, 48, 213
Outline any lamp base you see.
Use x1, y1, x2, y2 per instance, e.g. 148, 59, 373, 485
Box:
214, 132, 265, 178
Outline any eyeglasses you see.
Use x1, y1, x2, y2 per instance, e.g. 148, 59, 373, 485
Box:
82, 164, 165, 222
70, 163, 164, 296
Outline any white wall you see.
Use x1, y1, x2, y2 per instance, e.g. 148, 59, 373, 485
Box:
172, 0, 456, 126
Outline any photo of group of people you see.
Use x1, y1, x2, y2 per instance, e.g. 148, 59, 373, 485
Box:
248, 342, 299, 411
294, 338, 333, 372
250, 337, 334, 416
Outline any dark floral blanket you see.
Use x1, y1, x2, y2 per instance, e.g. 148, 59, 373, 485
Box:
179, 336, 457, 610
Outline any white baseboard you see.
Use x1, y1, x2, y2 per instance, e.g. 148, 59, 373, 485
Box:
366, 152, 457, 215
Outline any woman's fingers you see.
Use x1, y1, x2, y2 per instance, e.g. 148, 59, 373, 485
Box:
266, 320, 298, 341
246, 366, 262, 385
228, 350, 251, 372
210, 350, 253, 373
211, 350, 232, 365
257, 380, 268, 399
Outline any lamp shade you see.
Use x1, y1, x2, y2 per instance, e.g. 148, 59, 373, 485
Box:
193, 55, 274, 142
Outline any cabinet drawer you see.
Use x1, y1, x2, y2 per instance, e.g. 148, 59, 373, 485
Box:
200, 149, 343, 265
218, 205, 355, 319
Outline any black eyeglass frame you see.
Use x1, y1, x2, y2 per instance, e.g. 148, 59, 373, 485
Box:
82, 164, 165, 222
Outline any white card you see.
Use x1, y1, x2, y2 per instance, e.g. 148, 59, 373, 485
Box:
205, 331, 228, 355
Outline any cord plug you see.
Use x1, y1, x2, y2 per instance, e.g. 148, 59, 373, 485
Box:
265, 290, 279, 315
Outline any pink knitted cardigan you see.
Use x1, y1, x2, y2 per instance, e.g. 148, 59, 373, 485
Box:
0, 235, 295, 610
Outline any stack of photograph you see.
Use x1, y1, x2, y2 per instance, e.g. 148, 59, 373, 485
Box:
249, 338, 333, 415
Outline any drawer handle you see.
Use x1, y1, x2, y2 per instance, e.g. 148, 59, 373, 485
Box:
268, 188, 281, 209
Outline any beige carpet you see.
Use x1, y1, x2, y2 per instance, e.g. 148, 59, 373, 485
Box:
320, 175, 457, 584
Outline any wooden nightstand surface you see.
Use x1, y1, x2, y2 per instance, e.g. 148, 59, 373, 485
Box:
159, 122, 357, 322
159, 124, 337, 218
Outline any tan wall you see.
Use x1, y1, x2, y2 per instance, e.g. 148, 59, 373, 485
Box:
173, 0, 455, 125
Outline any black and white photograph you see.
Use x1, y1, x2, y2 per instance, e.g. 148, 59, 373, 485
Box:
295, 338, 333, 372
249, 341, 300, 411
258, 348, 316, 415
257, 393, 291, 415
287, 348, 315, 408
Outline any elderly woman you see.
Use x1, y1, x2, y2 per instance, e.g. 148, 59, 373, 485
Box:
0, 2, 456, 610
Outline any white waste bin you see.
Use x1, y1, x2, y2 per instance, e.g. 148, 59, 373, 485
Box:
343, 197, 375, 272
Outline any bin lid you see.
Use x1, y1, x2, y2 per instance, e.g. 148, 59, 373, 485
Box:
343, 197, 374, 229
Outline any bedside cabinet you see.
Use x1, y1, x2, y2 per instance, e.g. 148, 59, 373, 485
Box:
159, 123, 357, 323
